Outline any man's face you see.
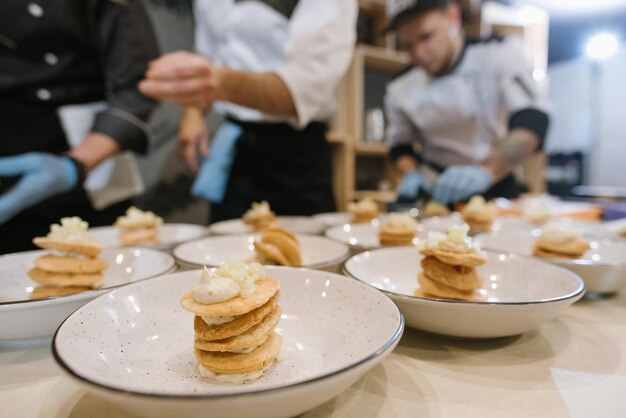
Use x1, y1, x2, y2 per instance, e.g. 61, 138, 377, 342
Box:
396, 7, 459, 76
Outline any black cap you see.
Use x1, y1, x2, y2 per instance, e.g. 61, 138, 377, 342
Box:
386, 0, 453, 32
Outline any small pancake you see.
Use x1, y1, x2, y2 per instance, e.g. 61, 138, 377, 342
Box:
254, 241, 291, 266
195, 332, 283, 374
30, 285, 93, 299
260, 229, 301, 266
423, 201, 450, 217
351, 212, 378, 224
420, 256, 482, 291
32, 237, 102, 258
533, 247, 581, 260
379, 225, 416, 246
180, 277, 280, 317
195, 306, 281, 352
27, 268, 103, 287
194, 293, 280, 341
115, 218, 160, 229
419, 247, 487, 268
34, 254, 107, 274
119, 227, 159, 246
535, 237, 590, 256
417, 272, 476, 301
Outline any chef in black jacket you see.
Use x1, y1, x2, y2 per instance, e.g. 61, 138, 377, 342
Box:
0, 0, 159, 253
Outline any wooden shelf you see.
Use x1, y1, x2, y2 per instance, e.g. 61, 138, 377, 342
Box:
352, 190, 397, 203
361, 45, 409, 73
355, 142, 389, 156
358, 0, 386, 15
326, 131, 351, 145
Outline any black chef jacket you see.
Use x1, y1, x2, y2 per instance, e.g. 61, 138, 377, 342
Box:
0, 0, 159, 254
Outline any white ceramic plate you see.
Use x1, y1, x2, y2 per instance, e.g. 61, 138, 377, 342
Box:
312, 212, 352, 227
210, 217, 326, 236
476, 231, 626, 294
53, 267, 403, 418
344, 247, 584, 338
0, 248, 176, 340
173, 234, 350, 271
88, 223, 209, 250
325, 219, 422, 251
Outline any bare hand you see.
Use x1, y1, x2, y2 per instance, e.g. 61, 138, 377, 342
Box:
178, 108, 210, 173
139, 51, 218, 109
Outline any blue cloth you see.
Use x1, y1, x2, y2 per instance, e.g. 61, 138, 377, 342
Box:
0, 153, 77, 224
433, 165, 493, 204
397, 170, 430, 200
191, 121, 243, 204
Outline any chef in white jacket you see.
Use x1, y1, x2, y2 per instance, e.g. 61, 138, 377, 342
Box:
385, 0, 550, 205
140, 0, 357, 222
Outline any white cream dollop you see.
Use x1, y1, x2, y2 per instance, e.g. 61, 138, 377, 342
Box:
539, 223, 580, 244
420, 224, 483, 253
118, 206, 163, 226
244, 201, 272, 219
192, 261, 266, 305
192, 267, 240, 305
201, 315, 238, 326
48, 217, 89, 241
384, 213, 417, 229
348, 197, 378, 213
464, 196, 488, 215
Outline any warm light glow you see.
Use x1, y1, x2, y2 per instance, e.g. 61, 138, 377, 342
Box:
585, 33, 619, 60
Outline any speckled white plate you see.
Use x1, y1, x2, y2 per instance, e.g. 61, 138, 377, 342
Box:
477, 231, 626, 294
324, 220, 422, 251
344, 247, 584, 338
173, 234, 350, 272
52, 267, 403, 418
0, 248, 176, 340
210, 217, 326, 236
312, 212, 352, 227
88, 223, 209, 251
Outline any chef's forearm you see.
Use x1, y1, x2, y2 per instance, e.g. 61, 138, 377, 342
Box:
68, 133, 120, 171
215, 67, 297, 117
481, 128, 539, 182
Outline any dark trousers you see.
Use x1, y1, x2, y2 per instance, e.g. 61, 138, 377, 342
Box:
210, 119, 336, 223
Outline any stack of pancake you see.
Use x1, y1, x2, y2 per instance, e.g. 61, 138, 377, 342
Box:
422, 201, 450, 218
347, 198, 379, 223
461, 195, 498, 234
243, 201, 277, 232
378, 213, 418, 246
115, 206, 163, 246
417, 225, 486, 301
254, 226, 302, 266
533, 224, 590, 259
180, 263, 282, 382
29, 217, 107, 298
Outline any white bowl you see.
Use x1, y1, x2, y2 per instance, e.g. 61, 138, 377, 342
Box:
173, 234, 350, 272
324, 219, 422, 251
210, 217, 326, 235
343, 247, 584, 338
88, 223, 209, 251
52, 267, 403, 418
477, 231, 626, 293
312, 212, 352, 227
0, 248, 176, 340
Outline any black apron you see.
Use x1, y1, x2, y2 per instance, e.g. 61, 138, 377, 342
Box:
0, 102, 129, 254
210, 119, 336, 223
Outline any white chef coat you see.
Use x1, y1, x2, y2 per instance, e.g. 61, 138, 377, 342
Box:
385, 36, 548, 168
193, 0, 357, 129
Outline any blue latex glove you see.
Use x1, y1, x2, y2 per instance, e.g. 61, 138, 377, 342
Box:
0, 153, 77, 224
432, 165, 492, 204
191, 121, 243, 203
397, 170, 430, 200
